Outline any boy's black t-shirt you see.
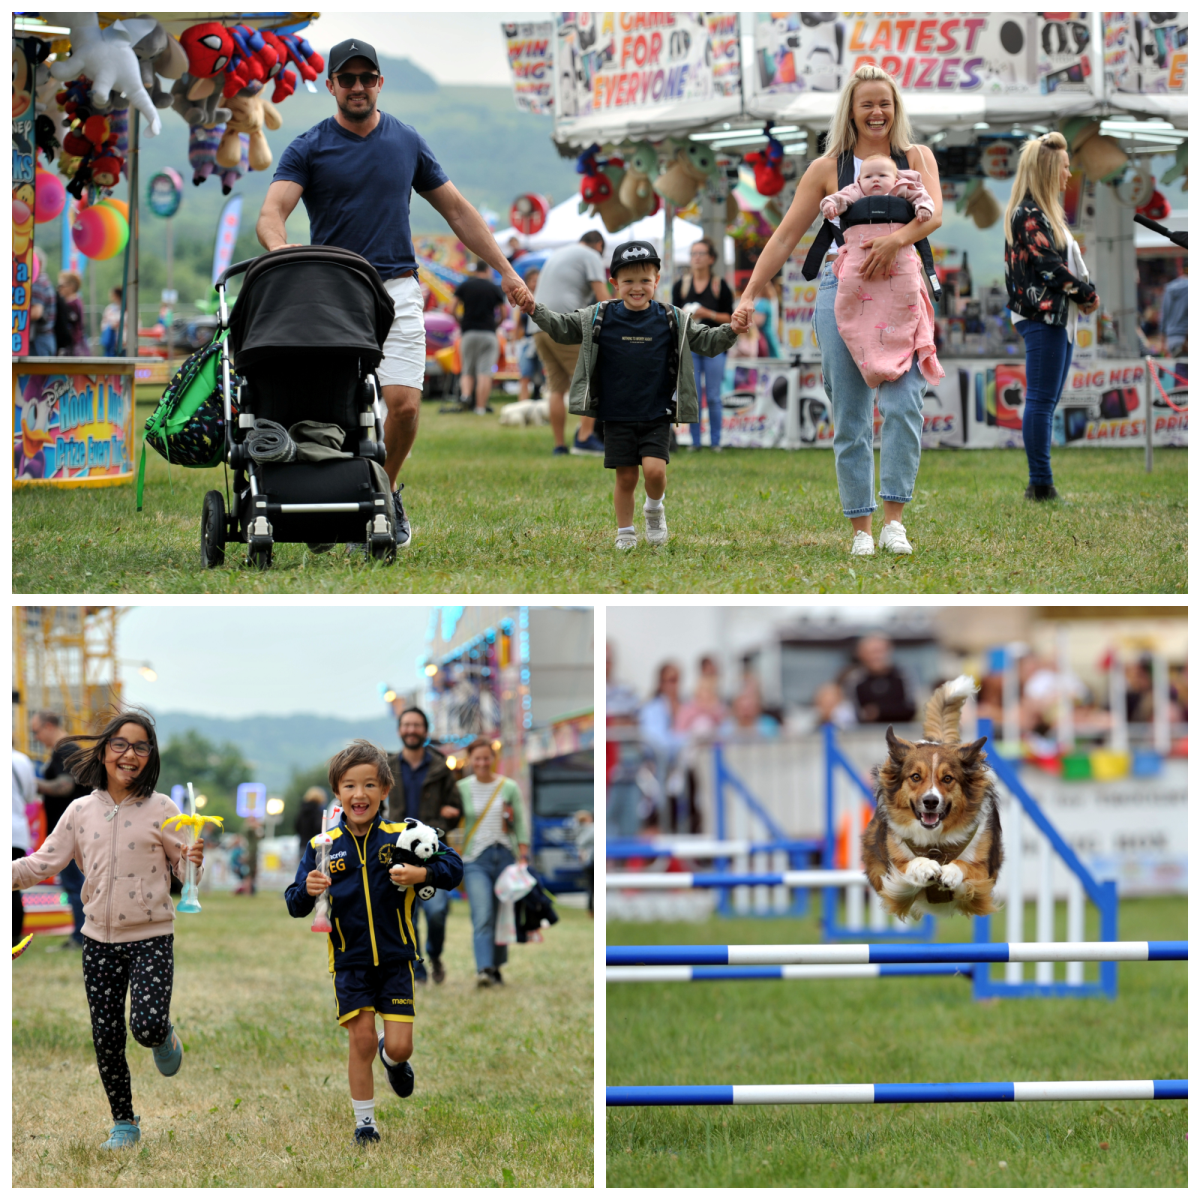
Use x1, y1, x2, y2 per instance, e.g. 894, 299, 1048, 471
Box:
455, 277, 506, 332
596, 300, 674, 423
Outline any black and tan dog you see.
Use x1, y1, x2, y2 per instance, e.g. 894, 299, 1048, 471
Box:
861, 676, 1002, 920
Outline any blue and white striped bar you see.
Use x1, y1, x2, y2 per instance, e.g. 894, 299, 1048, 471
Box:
606, 941, 1188, 967
607, 1080, 1188, 1106
607, 870, 866, 889
607, 963, 973, 983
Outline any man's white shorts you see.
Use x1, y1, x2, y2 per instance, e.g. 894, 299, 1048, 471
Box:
376, 274, 426, 390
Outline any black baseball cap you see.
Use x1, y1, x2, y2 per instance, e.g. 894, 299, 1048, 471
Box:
328, 38, 381, 76
609, 240, 661, 274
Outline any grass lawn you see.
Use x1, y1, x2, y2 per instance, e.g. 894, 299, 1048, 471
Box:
606, 896, 1186, 1187
12, 397, 1186, 594
12, 892, 593, 1187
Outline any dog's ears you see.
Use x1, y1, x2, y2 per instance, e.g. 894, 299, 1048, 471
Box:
885, 726, 913, 762
958, 735, 988, 765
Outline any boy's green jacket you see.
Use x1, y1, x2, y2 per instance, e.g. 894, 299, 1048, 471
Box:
530, 300, 739, 423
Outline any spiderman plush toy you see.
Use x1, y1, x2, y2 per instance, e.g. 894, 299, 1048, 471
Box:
576, 143, 612, 206
744, 128, 785, 197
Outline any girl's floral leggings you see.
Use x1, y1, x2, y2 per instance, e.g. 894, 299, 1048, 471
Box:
81, 934, 174, 1121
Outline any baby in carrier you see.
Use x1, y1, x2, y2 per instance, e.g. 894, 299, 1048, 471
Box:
819, 155, 943, 389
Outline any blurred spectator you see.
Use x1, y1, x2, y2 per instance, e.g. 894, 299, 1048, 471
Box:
54, 271, 89, 356
100, 287, 123, 356
505, 235, 524, 265
1160, 263, 1187, 356
29, 249, 57, 357
1125, 657, 1155, 723
640, 661, 687, 756
676, 655, 726, 735
841, 635, 917, 723
235, 819, 262, 895
13, 745, 36, 944
719, 684, 780, 740
1023, 656, 1089, 733
295, 785, 326, 850
606, 644, 643, 839
813, 681, 858, 730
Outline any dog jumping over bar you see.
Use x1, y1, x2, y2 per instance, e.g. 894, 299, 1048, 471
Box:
861, 675, 1003, 920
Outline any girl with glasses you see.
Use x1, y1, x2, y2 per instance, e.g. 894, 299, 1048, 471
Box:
11, 708, 206, 1151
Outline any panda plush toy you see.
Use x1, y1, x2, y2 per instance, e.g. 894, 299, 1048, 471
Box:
390, 818, 442, 901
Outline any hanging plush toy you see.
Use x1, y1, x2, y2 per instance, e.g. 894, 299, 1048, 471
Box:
188, 122, 223, 185
222, 24, 279, 97
56, 81, 126, 198
618, 141, 660, 218
122, 18, 187, 109
220, 133, 250, 195
274, 31, 324, 85
963, 179, 1001, 229
259, 32, 296, 102
1159, 140, 1187, 191
653, 142, 719, 207
217, 92, 283, 173
744, 128, 785, 196
576, 144, 634, 233
179, 22, 234, 79
170, 74, 232, 128
1061, 117, 1128, 182
49, 13, 162, 137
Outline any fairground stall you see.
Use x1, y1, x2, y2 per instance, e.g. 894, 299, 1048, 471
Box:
419, 606, 594, 894
13, 12, 321, 488
501, 12, 1187, 454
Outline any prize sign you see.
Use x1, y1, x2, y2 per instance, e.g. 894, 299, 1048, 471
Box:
510, 193, 549, 235
147, 169, 183, 219
236, 782, 267, 820
502, 21, 555, 113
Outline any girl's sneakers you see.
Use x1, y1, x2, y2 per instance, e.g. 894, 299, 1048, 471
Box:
615, 530, 637, 550
850, 530, 875, 556
878, 521, 913, 555
152, 1023, 182, 1076
643, 506, 668, 545
377, 1036, 415, 1098
100, 1117, 140, 1150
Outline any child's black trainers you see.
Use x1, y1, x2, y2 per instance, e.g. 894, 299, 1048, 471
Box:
354, 1123, 381, 1146
378, 1036, 415, 1098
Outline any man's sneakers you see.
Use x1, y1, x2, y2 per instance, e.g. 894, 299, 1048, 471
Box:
1025, 483, 1063, 502
878, 521, 913, 555
570, 432, 605, 456
551, 445, 569, 456
475, 969, 494, 988
392, 485, 412, 548
430, 956, 446, 984
615, 530, 638, 551
354, 1123, 381, 1146
100, 1116, 140, 1151
377, 1036, 415, 1098
643, 504, 668, 545
850, 530, 875, 556
151, 1023, 182, 1076
486, 966, 504, 986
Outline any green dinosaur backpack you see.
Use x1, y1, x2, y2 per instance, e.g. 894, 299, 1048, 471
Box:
137, 330, 237, 511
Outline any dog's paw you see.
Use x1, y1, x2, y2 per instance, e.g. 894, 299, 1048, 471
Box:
905, 857, 940, 886
939, 862, 965, 891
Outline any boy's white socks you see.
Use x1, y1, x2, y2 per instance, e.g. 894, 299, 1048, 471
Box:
380, 1046, 398, 1067
352, 1098, 376, 1129
643, 495, 664, 511
617, 526, 636, 536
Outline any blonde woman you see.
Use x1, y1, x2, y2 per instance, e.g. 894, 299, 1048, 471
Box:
1003, 132, 1099, 501
732, 65, 942, 557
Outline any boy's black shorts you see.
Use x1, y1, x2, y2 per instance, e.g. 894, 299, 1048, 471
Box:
333, 960, 415, 1025
603, 420, 672, 468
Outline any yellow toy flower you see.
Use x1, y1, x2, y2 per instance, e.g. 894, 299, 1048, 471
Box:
163, 814, 225, 836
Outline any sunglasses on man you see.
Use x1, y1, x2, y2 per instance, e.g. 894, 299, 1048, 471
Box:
335, 71, 380, 89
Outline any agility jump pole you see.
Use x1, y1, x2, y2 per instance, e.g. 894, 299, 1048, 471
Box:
607, 963, 973, 982
606, 941, 1188, 966
607, 870, 866, 889
607, 1080, 1188, 1106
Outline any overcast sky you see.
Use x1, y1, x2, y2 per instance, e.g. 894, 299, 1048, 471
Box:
311, 12, 551, 86
120, 606, 432, 719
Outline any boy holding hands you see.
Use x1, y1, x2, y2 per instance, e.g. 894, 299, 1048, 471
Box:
285, 740, 463, 1145
530, 240, 737, 549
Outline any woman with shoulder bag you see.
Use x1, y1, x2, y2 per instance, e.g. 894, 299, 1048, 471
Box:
456, 738, 529, 988
673, 237, 734, 451
1003, 132, 1099, 502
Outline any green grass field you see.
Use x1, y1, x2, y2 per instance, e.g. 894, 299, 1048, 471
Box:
11, 398, 1186, 594
606, 896, 1186, 1188
12, 892, 593, 1187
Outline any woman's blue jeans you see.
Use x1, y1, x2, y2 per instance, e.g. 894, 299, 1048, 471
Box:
462, 842, 514, 972
814, 268, 926, 517
1017, 319, 1072, 486
689, 351, 726, 447
411, 887, 451, 981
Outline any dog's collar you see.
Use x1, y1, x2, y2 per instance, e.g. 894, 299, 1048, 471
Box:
899, 835, 973, 863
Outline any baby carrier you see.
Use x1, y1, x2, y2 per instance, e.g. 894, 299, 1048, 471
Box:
200, 245, 398, 569
802, 150, 942, 297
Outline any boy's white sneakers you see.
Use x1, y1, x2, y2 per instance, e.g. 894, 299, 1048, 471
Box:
878, 521, 913, 555
850, 530, 875, 556
643, 505, 668, 545
615, 530, 638, 550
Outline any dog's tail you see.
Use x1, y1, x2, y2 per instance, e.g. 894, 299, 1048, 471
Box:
923, 674, 979, 743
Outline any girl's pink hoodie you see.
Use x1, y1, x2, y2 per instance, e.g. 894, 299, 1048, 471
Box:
12, 789, 199, 943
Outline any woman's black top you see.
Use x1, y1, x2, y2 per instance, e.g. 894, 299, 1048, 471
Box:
1004, 193, 1097, 327
672, 274, 734, 329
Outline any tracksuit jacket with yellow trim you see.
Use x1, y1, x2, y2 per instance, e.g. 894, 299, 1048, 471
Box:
284, 813, 463, 970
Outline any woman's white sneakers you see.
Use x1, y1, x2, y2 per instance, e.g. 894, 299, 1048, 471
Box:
878, 521, 913, 554
850, 523, 913, 556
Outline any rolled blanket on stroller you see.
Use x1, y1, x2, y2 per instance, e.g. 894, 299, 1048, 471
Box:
245, 419, 298, 463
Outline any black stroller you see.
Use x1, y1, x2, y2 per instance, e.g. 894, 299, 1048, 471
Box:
201, 245, 397, 569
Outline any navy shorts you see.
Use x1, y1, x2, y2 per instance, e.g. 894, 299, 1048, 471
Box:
333, 960, 415, 1025
603, 420, 672, 468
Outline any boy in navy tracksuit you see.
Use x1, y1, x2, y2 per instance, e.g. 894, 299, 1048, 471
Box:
285, 739, 462, 1146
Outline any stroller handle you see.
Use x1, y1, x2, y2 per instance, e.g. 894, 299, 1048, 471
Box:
214, 257, 259, 291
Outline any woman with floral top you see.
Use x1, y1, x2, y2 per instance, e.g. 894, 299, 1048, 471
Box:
1004, 132, 1100, 502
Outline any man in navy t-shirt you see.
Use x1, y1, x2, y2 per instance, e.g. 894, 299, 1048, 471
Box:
257, 38, 534, 547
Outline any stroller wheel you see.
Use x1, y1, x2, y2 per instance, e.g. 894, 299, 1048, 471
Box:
248, 541, 273, 571
367, 514, 396, 564
200, 491, 226, 569
369, 536, 397, 564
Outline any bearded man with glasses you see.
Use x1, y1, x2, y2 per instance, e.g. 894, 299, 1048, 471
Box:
257, 38, 535, 549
